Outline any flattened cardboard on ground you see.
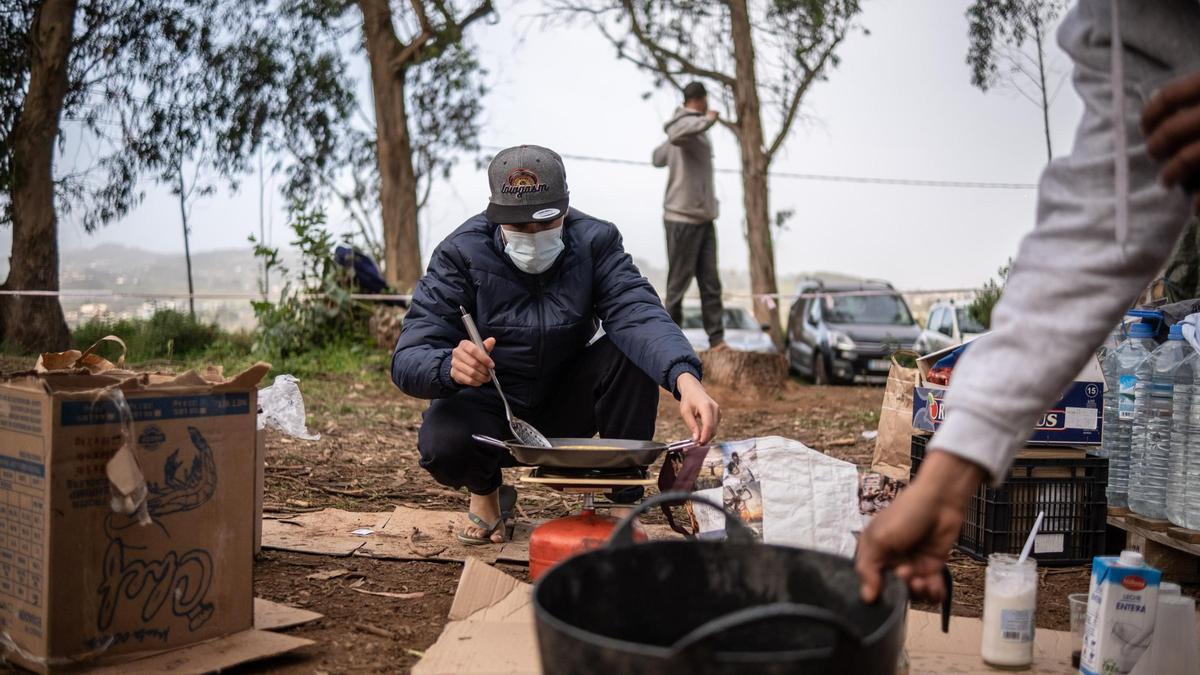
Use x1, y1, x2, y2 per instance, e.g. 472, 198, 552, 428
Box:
415, 560, 1087, 675
253, 598, 323, 632
0, 364, 268, 673
414, 558, 537, 675
906, 610, 1076, 674
86, 629, 314, 675
261, 507, 683, 565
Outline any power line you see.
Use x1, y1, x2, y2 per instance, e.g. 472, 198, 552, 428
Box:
482, 145, 1038, 190
0, 287, 979, 303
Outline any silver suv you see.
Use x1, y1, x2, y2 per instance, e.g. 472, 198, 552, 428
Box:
915, 301, 986, 355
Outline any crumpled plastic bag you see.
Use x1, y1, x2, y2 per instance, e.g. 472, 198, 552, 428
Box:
95, 387, 152, 526
257, 374, 321, 441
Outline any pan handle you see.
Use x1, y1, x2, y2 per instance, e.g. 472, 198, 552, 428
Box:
471, 434, 510, 450
665, 439, 698, 451
669, 602, 864, 656
608, 491, 757, 547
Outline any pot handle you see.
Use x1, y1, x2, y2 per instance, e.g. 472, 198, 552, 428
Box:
669, 602, 863, 656
608, 490, 757, 547
471, 434, 510, 450
940, 566, 953, 633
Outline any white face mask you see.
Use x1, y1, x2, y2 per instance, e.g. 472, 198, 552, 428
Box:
503, 226, 565, 274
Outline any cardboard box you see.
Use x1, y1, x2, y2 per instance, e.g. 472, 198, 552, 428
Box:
0, 364, 268, 672
912, 342, 1103, 446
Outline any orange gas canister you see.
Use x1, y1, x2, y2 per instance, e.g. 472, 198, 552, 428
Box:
529, 508, 647, 579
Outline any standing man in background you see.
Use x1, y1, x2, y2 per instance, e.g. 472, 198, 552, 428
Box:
653, 81, 727, 351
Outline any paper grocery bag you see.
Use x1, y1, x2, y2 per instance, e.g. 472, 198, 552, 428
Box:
870, 351, 922, 481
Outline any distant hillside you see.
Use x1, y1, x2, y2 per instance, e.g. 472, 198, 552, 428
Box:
2, 243, 960, 330
54, 244, 293, 330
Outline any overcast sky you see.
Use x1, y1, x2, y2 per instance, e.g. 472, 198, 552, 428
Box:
13, 0, 1085, 291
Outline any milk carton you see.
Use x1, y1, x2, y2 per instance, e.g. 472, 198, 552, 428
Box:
1080, 550, 1162, 675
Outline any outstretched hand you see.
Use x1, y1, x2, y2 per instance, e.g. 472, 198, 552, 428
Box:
676, 373, 720, 445
856, 450, 984, 604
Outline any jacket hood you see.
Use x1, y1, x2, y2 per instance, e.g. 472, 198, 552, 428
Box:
664, 106, 702, 132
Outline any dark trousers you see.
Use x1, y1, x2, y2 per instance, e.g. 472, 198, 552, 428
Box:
417, 337, 659, 495
664, 219, 724, 346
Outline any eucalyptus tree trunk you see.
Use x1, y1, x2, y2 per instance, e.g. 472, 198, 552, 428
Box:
0, 0, 77, 352
359, 0, 423, 292
728, 0, 783, 346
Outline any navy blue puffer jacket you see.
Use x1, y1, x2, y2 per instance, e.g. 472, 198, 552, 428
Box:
391, 209, 702, 409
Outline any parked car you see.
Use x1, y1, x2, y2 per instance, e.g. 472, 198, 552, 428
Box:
915, 301, 986, 355
680, 304, 777, 353
786, 280, 921, 384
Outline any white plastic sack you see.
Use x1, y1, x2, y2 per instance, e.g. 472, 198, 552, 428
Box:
257, 374, 321, 441
754, 436, 861, 557
694, 436, 861, 557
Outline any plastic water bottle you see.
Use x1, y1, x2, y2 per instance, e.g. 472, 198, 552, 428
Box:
1104, 323, 1157, 509
1187, 350, 1200, 529
1168, 350, 1197, 526
1129, 324, 1188, 519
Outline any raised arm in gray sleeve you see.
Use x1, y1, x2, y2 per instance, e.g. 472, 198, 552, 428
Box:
930, 4, 1192, 483
667, 114, 716, 145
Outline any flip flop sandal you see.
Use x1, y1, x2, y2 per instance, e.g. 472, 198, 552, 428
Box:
457, 485, 517, 546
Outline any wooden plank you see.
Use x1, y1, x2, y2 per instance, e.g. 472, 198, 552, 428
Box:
1109, 515, 1200, 557
1168, 526, 1200, 545
1126, 513, 1173, 532
1124, 531, 1200, 583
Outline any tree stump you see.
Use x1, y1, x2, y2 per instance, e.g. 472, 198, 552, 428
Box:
700, 349, 788, 397
369, 307, 405, 350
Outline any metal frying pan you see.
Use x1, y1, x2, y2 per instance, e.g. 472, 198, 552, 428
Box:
472, 435, 695, 469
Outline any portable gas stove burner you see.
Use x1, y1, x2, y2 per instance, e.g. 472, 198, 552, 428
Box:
521, 465, 656, 578
528, 465, 649, 481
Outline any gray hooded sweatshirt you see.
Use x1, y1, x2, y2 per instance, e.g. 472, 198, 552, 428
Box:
933, 0, 1200, 483
652, 107, 719, 224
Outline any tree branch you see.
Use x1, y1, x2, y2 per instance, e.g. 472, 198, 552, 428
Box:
618, 0, 735, 87
765, 32, 845, 162
410, 0, 433, 33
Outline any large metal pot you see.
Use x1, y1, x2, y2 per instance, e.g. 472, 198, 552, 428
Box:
533, 492, 928, 675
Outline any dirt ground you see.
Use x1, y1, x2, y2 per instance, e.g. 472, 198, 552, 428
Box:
0, 354, 1094, 673
240, 371, 1092, 674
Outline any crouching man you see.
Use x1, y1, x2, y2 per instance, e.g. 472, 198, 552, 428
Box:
391, 145, 721, 544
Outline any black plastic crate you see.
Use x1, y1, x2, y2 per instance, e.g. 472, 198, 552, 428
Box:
911, 435, 1108, 566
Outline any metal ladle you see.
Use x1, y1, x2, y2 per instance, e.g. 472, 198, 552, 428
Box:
460, 306, 552, 448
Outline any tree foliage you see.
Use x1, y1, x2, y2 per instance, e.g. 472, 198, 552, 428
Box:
283, 33, 487, 263
965, 0, 1066, 159
0, 0, 356, 234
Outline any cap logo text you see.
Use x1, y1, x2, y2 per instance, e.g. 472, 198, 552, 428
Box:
501, 169, 550, 197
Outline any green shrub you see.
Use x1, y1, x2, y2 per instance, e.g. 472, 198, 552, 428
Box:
250, 206, 372, 357
73, 309, 224, 361
968, 259, 1012, 330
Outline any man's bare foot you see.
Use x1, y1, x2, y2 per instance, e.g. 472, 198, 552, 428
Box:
463, 488, 505, 543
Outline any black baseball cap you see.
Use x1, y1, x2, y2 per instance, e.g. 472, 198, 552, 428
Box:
486, 145, 570, 224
